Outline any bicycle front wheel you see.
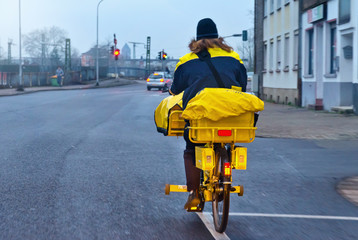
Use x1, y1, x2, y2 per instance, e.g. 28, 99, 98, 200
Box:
212, 147, 231, 233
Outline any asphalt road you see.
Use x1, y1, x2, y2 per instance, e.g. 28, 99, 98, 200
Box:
1, 83, 358, 240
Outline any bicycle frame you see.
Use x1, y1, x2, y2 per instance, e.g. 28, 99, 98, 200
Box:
165, 110, 255, 232
165, 142, 244, 200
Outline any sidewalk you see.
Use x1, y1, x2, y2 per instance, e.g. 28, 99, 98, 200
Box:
1, 81, 357, 207
256, 102, 358, 141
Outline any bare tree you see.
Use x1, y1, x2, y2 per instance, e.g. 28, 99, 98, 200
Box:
237, 28, 254, 71
236, 10, 254, 71
71, 48, 79, 58
23, 26, 68, 62
0, 45, 4, 60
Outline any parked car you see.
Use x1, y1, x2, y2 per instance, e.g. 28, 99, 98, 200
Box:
246, 71, 253, 91
247, 71, 253, 82
146, 72, 173, 91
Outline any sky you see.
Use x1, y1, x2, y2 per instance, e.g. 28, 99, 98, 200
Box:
0, 0, 254, 59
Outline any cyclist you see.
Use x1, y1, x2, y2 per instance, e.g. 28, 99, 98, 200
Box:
169, 18, 248, 210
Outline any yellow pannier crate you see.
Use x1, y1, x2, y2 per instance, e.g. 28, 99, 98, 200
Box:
189, 112, 256, 144
154, 92, 183, 136
167, 107, 186, 136
195, 146, 215, 171
231, 147, 247, 170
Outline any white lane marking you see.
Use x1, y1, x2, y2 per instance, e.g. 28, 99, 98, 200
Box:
112, 90, 146, 94
196, 212, 230, 240
227, 212, 358, 221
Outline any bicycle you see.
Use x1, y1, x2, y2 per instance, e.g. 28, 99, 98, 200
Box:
165, 109, 257, 233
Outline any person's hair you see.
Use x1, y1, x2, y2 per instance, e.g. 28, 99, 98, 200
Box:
188, 37, 233, 54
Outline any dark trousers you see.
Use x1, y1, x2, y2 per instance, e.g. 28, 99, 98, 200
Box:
183, 123, 204, 191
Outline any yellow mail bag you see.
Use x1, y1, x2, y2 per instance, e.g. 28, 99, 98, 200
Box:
182, 88, 264, 121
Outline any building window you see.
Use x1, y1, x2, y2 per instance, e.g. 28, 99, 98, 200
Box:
329, 23, 337, 74
270, 0, 274, 14
339, 0, 351, 24
264, 0, 268, 17
270, 40, 274, 71
293, 30, 299, 70
277, 0, 282, 10
277, 37, 282, 70
307, 29, 314, 75
284, 33, 290, 71
284, 0, 290, 5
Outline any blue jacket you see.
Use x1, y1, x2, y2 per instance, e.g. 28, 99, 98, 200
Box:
170, 47, 247, 108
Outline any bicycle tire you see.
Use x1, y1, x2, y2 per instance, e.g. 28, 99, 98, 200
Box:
212, 147, 231, 233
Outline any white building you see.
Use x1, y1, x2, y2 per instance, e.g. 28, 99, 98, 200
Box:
301, 0, 358, 111
262, 0, 300, 105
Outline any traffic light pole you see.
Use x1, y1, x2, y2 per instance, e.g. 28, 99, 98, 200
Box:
115, 60, 118, 79
114, 34, 118, 79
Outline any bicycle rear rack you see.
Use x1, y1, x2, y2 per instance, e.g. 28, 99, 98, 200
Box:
165, 184, 244, 197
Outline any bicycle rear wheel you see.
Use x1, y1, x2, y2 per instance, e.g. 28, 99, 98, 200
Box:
212, 146, 231, 233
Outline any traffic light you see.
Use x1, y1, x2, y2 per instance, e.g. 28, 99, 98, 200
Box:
158, 51, 162, 60
162, 52, 167, 60
114, 48, 120, 60
242, 30, 248, 41
110, 46, 114, 54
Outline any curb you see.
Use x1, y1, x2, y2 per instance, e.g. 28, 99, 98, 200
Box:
0, 79, 136, 97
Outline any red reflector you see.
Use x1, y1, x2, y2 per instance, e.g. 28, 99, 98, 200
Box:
224, 162, 231, 176
218, 130, 232, 136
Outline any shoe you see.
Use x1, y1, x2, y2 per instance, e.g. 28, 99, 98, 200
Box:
184, 190, 200, 210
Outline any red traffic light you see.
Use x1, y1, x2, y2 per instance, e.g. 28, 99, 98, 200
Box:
162, 51, 167, 60
114, 49, 120, 56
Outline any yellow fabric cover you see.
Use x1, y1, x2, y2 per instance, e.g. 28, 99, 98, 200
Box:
182, 88, 264, 121
154, 92, 183, 135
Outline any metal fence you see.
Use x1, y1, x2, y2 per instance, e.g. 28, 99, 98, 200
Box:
0, 71, 82, 88
0, 57, 180, 88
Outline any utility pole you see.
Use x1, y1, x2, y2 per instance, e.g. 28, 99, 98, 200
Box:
96, 0, 105, 86
41, 34, 46, 67
161, 49, 164, 71
63, 38, 71, 85
7, 39, 13, 64
17, 0, 24, 91
146, 37, 151, 77
65, 38, 71, 71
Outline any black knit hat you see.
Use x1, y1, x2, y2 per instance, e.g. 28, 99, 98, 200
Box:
196, 18, 218, 41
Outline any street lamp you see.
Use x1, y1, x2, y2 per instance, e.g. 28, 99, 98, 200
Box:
222, 34, 242, 39
223, 31, 247, 41
17, 0, 24, 91
223, 32, 248, 62
96, 0, 105, 86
